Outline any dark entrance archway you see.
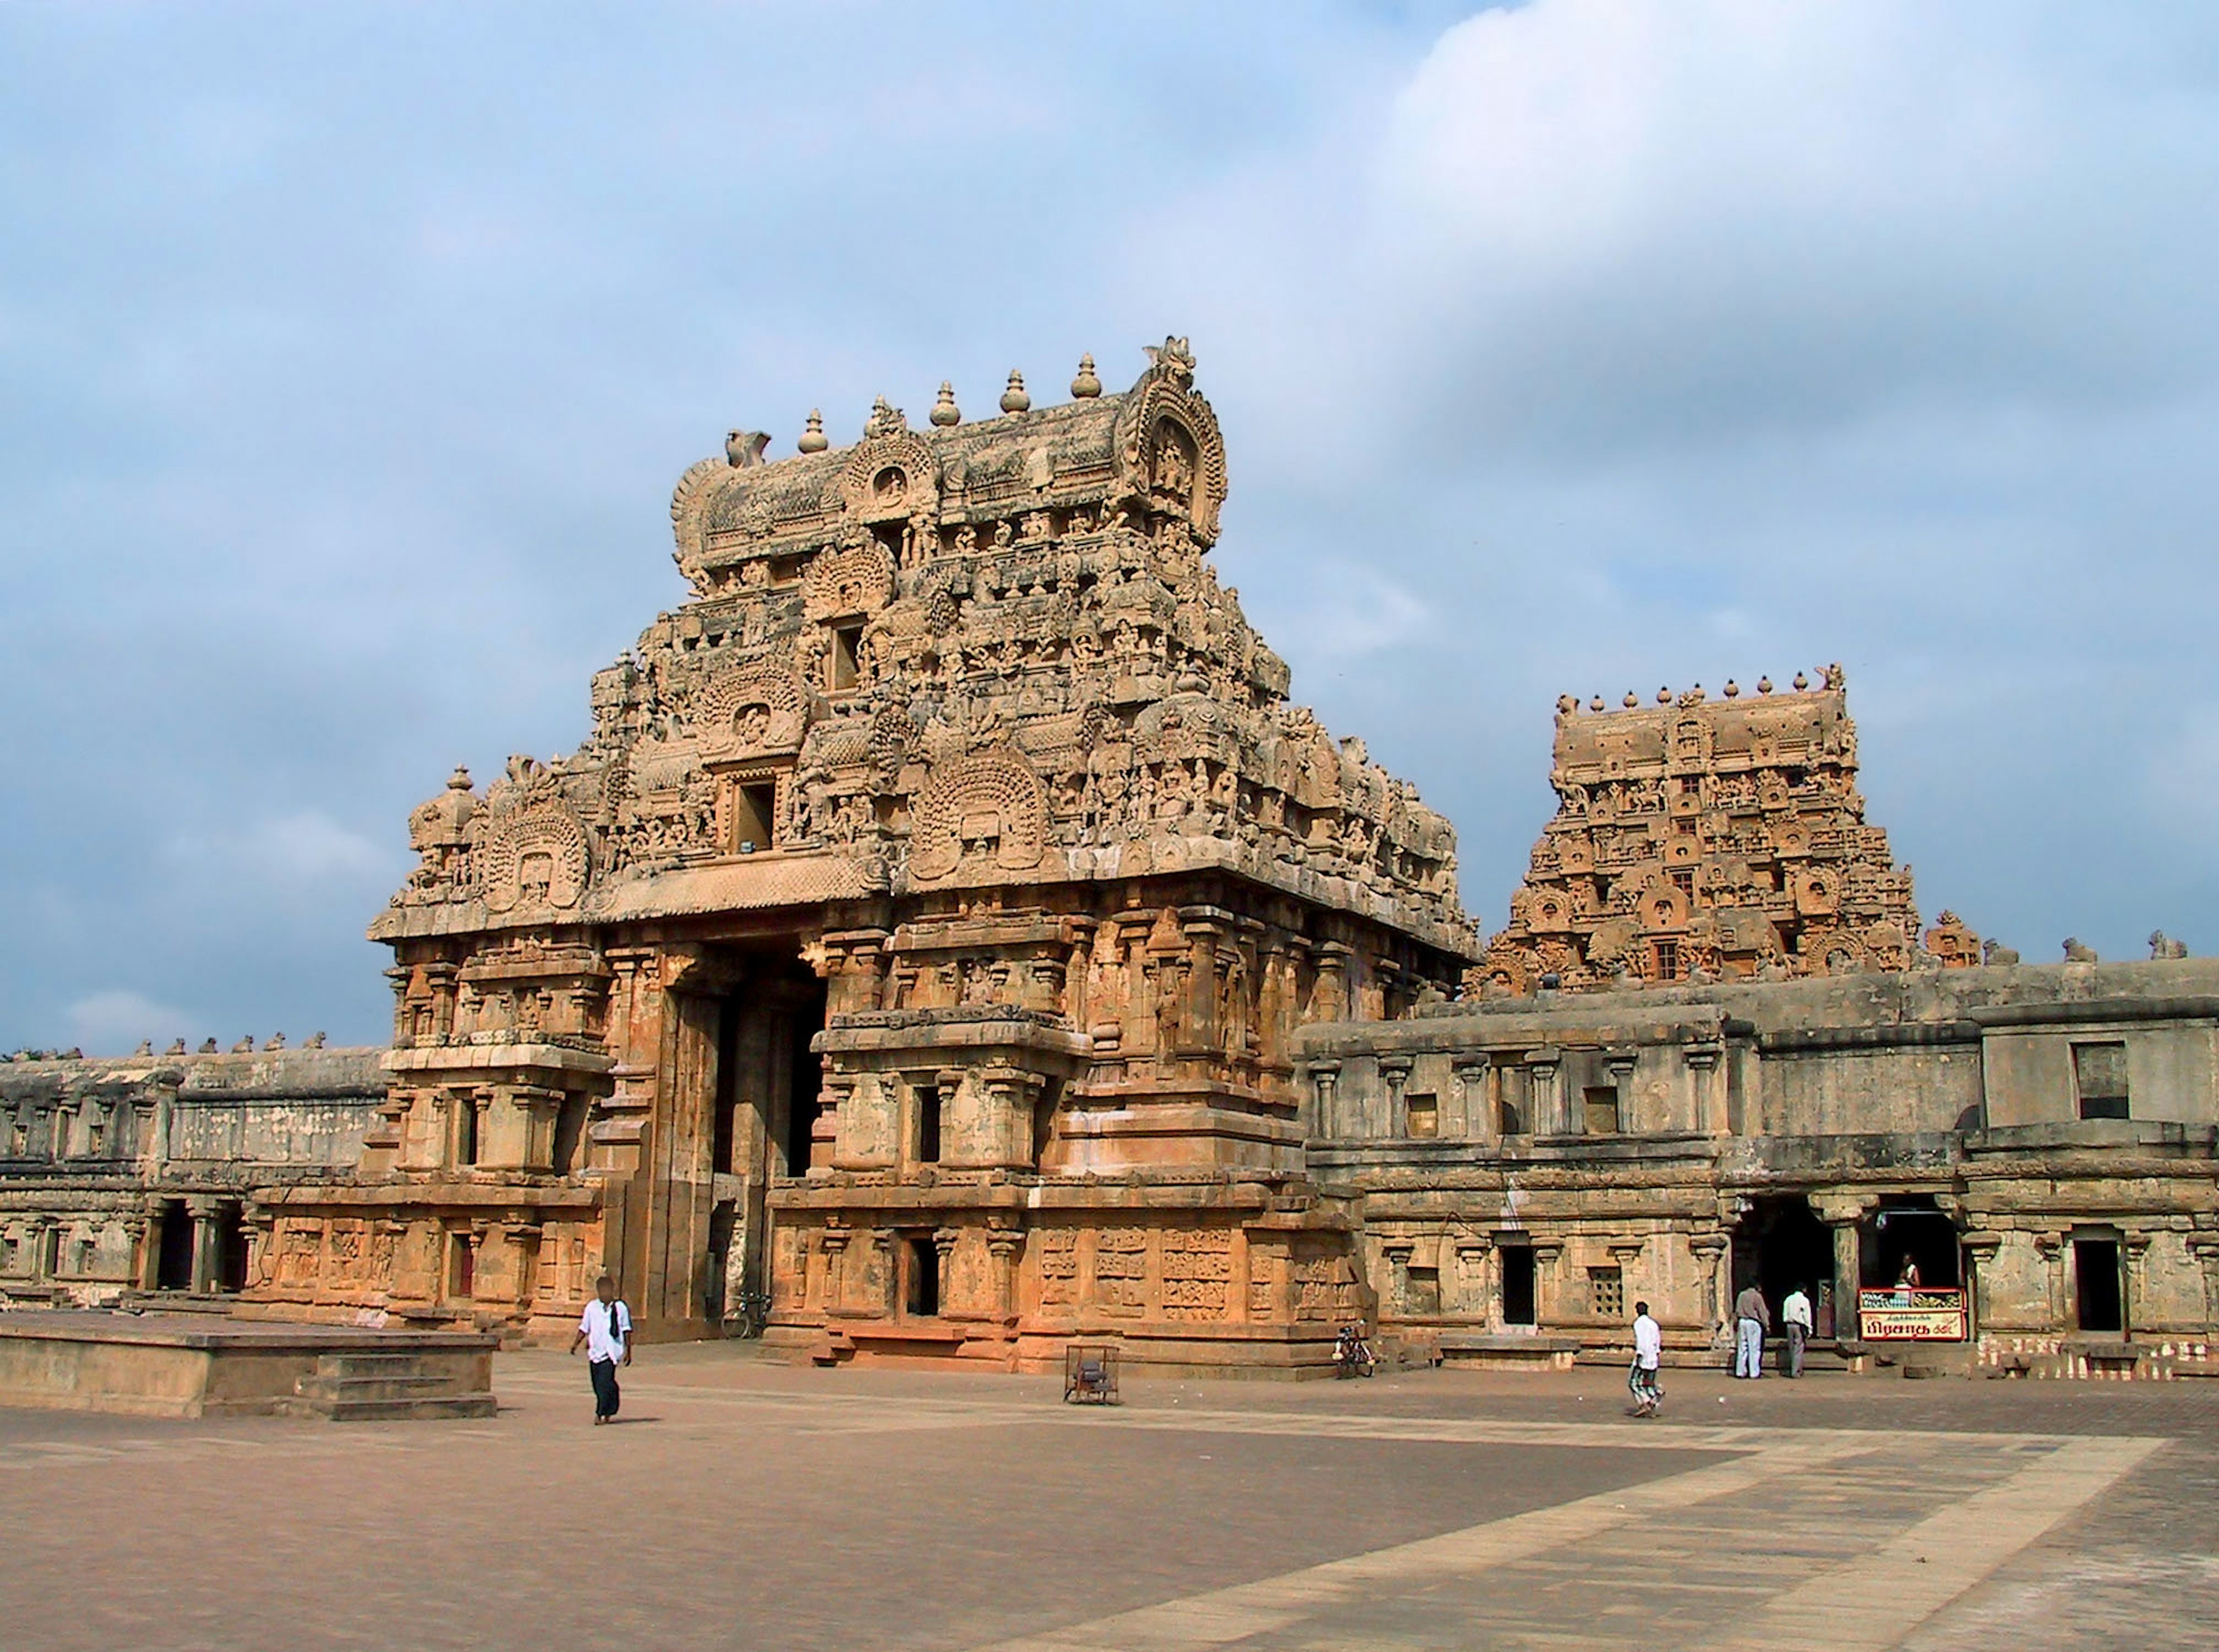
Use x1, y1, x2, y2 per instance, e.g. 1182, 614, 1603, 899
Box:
1733, 1196, 1835, 1328
155, 1199, 192, 1291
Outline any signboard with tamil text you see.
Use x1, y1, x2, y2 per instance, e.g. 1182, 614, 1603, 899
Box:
1858, 1287, 1966, 1342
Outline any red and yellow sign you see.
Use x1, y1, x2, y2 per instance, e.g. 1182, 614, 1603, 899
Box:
1858, 1287, 1966, 1341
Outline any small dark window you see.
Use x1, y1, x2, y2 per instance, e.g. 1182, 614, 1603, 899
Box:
455, 1096, 478, 1166
2073, 1042, 2129, 1120
829, 623, 862, 692
1588, 1265, 1623, 1319
731, 782, 777, 853
1653, 941, 1680, 980
1405, 1092, 1438, 1138
449, 1232, 474, 1301
906, 1236, 940, 1317
1669, 868, 1695, 898
1501, 1246, 1537, 1326
1583, 1086, 1620, 1134
915, 1082, 942, 1166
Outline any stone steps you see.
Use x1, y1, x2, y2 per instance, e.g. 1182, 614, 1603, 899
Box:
290, 1349, 498, 1421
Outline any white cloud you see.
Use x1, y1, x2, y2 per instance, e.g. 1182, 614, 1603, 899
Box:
65, 989, 197, 1056
166, 810, 400, 886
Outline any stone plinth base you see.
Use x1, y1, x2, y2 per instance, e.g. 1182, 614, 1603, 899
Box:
0, 1311, 498, 1420
1437, 1332, 1582, 1370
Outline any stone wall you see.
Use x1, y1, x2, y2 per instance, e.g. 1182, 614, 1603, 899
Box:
0, 1046, 381, 1304
1298, 960, 2219, 1360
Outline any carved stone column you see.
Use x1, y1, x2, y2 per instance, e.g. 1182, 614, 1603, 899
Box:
819, 1222, 851, 1315
1454, 1237, 1494, 1321
1306, 1060, 1341, 1141
2124, 1232, 2153, 1337
2191, 1235, 2219, 1337
121, 1212, 150, 1293
1962, 1230, 2001, 1340
1690, 1232, 1730, 1339
1531, 1241, 1564, 1326
986, 1226, 1023, 1321
1379, 1057, 1412, 1139
933, 1226, 960, 1315
1381, 1239, 1415, 1316
187, 1196, 220, 1294
1452, 1061, 1487, 1142
1527, 1052, 1563, 1136
2034, 1232, 2067, 1331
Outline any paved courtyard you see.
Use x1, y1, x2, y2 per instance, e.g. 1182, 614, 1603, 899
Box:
2, 1347, 2214, 1651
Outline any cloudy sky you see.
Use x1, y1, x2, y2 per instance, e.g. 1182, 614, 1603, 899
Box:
5, 2, 2216, 1053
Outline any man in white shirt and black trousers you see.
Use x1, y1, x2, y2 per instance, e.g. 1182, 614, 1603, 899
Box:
569, 1274, 633, 1425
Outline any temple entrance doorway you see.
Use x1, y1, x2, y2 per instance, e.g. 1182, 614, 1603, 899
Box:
1733, 1196, 1834, 1324
2074, 1237, 2124, 1334
155, 1200, 192, 1291
701, 945, 827, 1334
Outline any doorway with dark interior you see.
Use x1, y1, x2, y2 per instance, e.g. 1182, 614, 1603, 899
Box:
1865, 1197, 1961, 1291
1733, 1195, 1835, 1327
707, 945, 828, 1331
155, 1198, 192, 1291
1500, 1243, 1536, 1327
2074, 1237, 2124, 1334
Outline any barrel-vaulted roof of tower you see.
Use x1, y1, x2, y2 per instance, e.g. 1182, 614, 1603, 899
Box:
669, 340, 1228, 592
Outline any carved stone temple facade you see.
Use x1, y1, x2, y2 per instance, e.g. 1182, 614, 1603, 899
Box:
236, 340, 1472, 1370
5, 339, 2214, 1378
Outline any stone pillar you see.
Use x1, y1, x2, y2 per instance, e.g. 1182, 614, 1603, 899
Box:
1451, 1061, 1486, 1142
1609, 1239, 1645, 1308
1379, 1058, 1412, 1138
187, 1196, 220, 1294
1381, 1240, 1415, 1316
1962, 1230, 2001, 1340
2034, 1232, 2067, 1331
1690, 1232, 1729, 1340
134, 1205, 162, 1291
1527, 1052, 1563, 1137
1531, 1241, 1563, 1326
819, 1223, 850, 1315
2124, 1232, 2152, 1337
1454, 1237, 1494, 1322
987, 1226, 1023, 1321
2191, 1235, 2219, 1337
1307, 1060, 1342, 1141
933, 1227, 960, 1315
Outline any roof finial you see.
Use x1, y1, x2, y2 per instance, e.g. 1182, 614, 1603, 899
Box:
930, 381, 960, 427
1757, 676, 1772, 695
1657, 686, 1672, 704
1589, 695, 1605, 711
797, 409, 829, 454
1624, 691, 1639, 708
1000, 370, 1031, 414
1071, 354, 1101, 398
1793, 670, 1809, 691
1724, 679, 1739, 698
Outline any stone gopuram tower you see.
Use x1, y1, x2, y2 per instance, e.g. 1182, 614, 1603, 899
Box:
254, 340, 1475, 1372
1474, 673, 1957, 994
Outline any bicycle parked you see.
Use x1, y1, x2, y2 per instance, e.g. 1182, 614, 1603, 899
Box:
728, 1287, 773, 1339
1333, 1322, 1376, 1378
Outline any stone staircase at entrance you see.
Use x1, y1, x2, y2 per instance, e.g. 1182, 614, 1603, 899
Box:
290, 1350, 499, 1421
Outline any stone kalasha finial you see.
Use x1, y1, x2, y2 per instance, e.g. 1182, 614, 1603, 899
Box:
1724, 680, 1740, 697
1656, 686, 1671, 704
1071, 354, 1101, 398
725, 429, 769, 468
1757, 677, 1772, 694
1590, 695, 1605, 711
1000, 370, 1031, 414
1624, 692, 1639, 708
1793, 671, 1809, 691
930, 382, 960, 426
797, 409, 829, 454
448, 764, 472, 791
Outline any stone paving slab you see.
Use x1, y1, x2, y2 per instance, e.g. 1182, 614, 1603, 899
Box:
0, 1351, 2207, 1651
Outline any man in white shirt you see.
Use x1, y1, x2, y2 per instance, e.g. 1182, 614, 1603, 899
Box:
569, 1274, 633, 1424
1628, 1301, 1663, 1416
1781, 1284, 1814, 1379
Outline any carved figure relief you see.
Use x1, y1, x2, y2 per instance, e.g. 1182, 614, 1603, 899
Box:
481, 801, 590, 914
910, 747, 1048, 881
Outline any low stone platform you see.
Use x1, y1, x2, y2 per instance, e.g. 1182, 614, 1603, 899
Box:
0, 1311, 498, 1420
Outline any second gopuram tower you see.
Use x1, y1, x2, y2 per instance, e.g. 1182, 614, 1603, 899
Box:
258, 339, 1475, 1373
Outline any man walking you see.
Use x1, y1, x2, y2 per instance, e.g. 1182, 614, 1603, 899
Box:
1628, 1300, 1663, 1416
569, 1274, 633, 1424
1781, 1283, 1813, 1379
1732, 1281, 1770, 1379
